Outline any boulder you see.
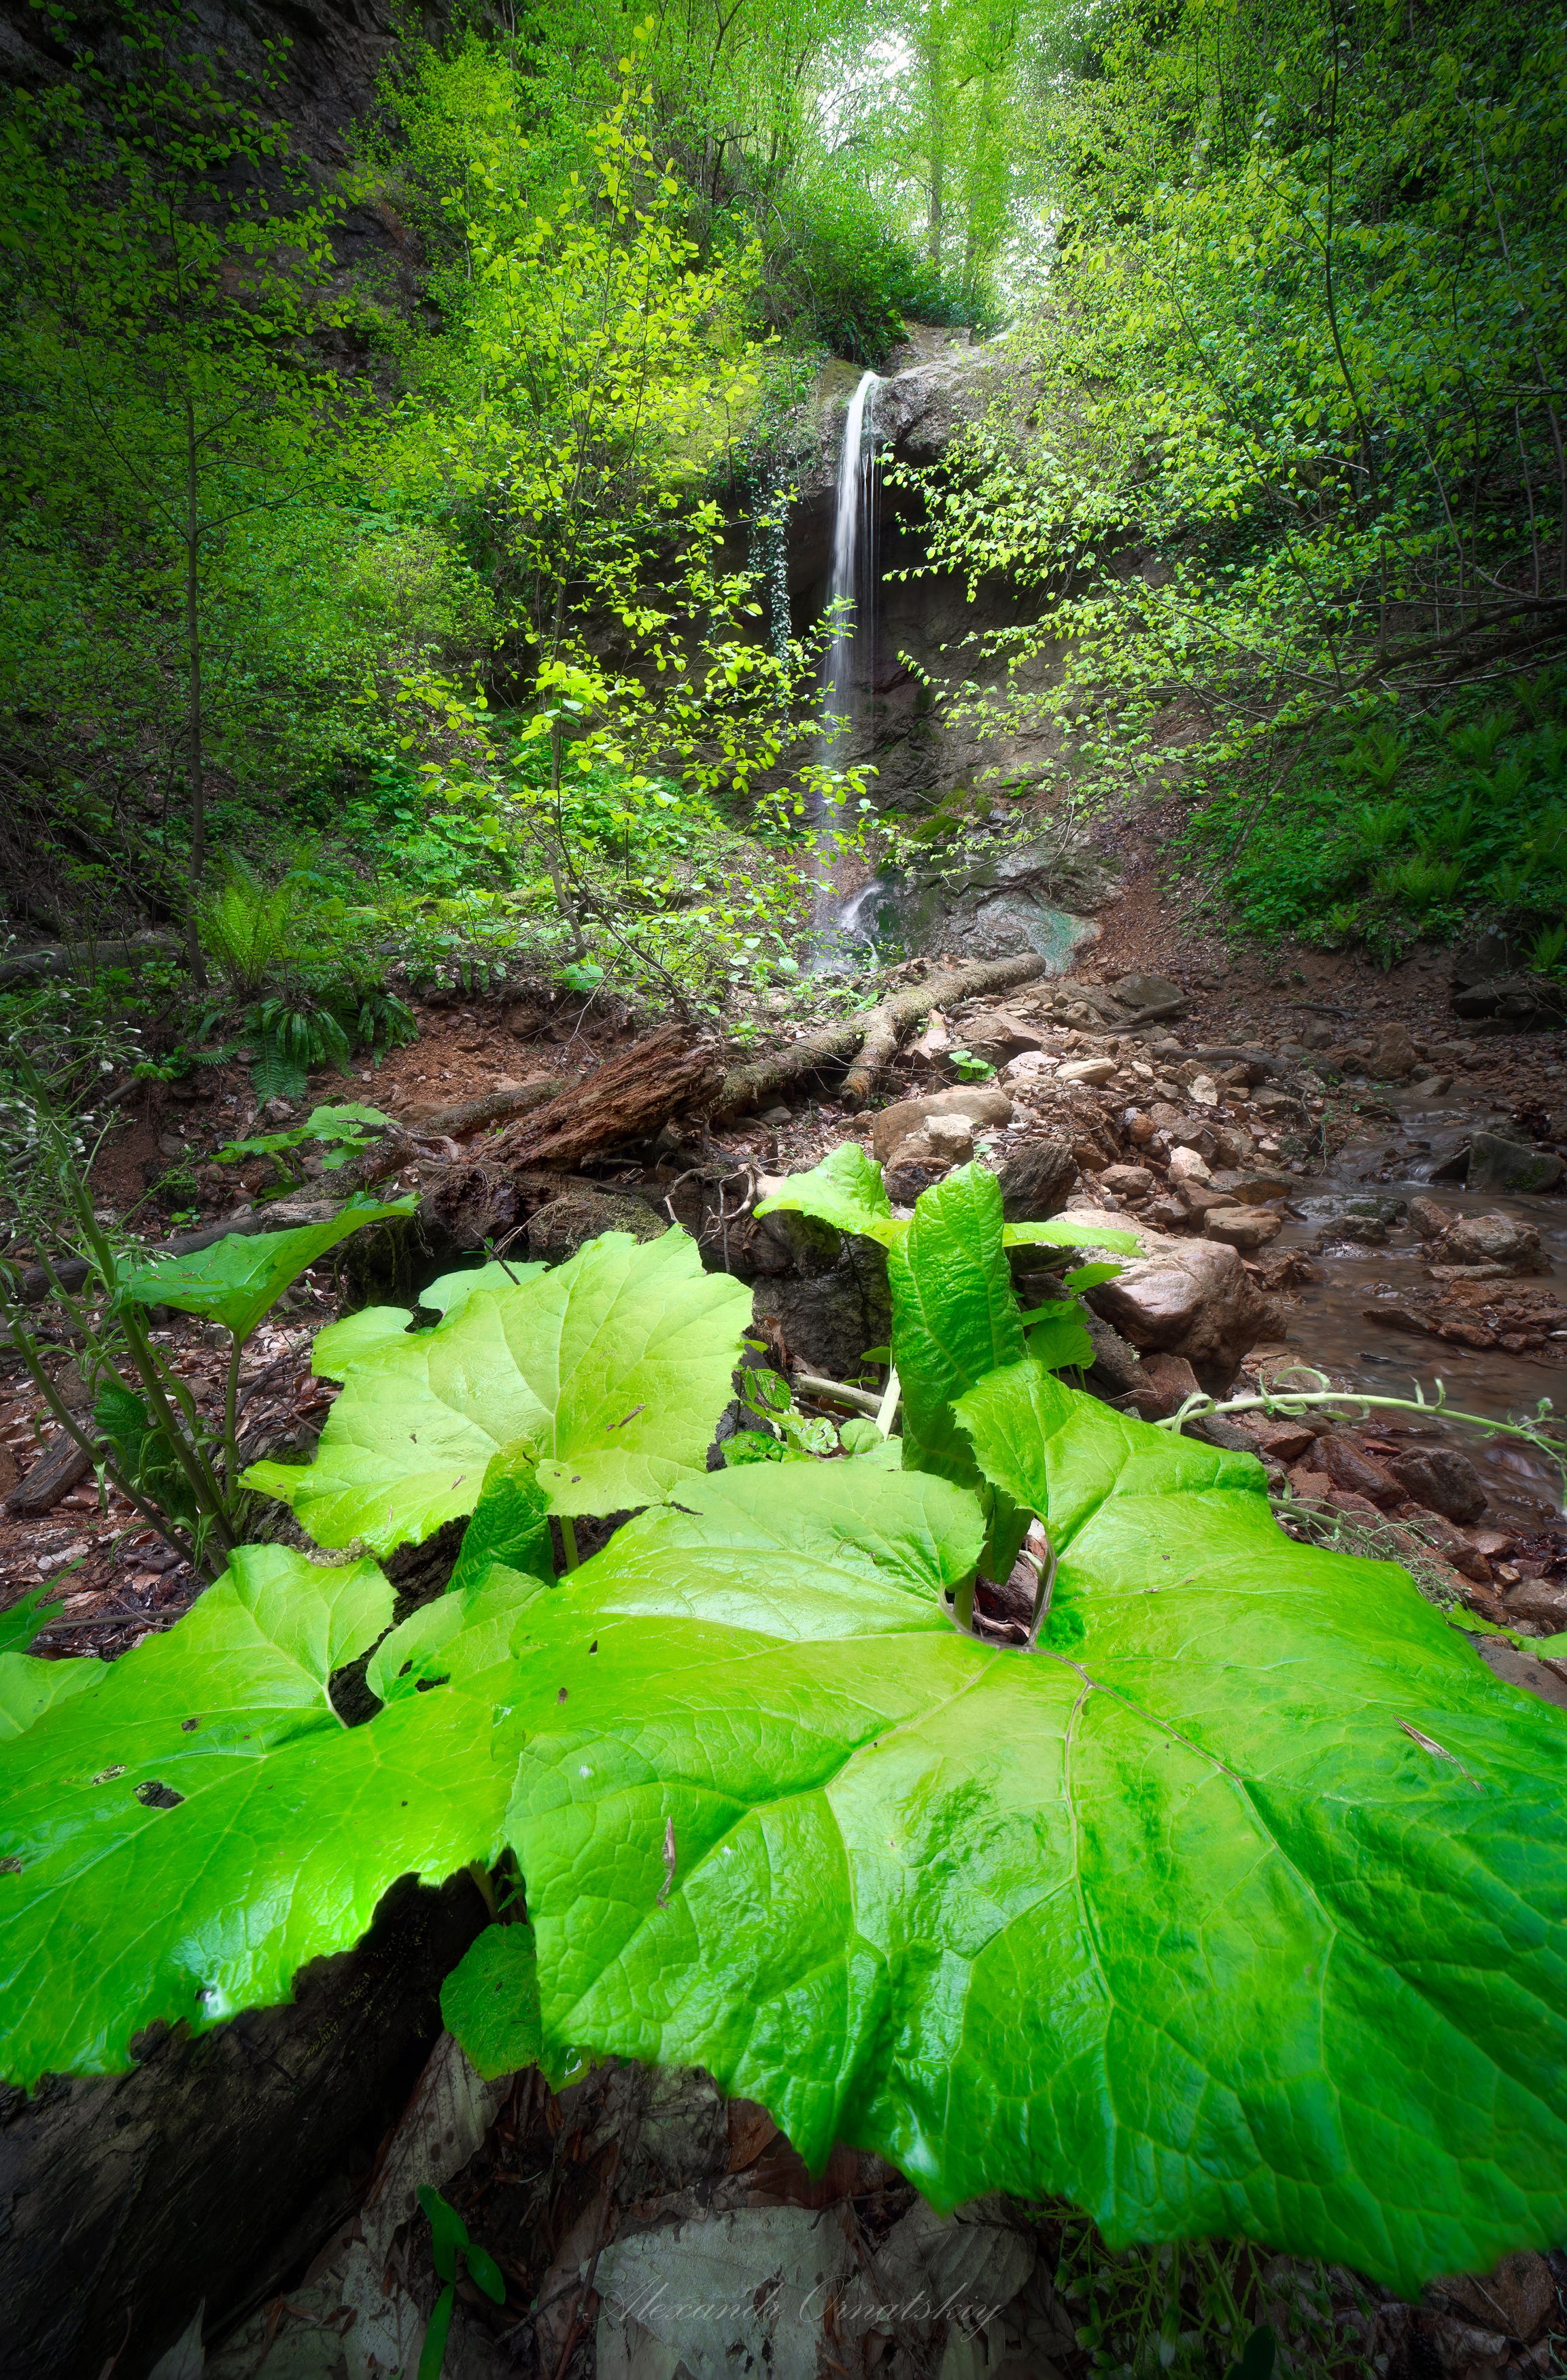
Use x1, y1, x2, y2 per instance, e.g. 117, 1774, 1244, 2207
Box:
1369, 1021, 1417, 1079
1099, 1163, 1154, 1198
996, 1136, 1078, 1220
1452, 972, 1567, 1027
751, 1240, 891, 1380
1204, 1207, 1282, 1251
1390, 1444, 1489, 1524
1506, 1577, 1567, 1632
1407, 1194, 1449, 1238
960, 1008, 1049, 1063
1316, 1434, 1402, 1506
1465, 1132, 1564, 1194
1086, 1235, 1277, 1394
883, 1138, 948, 1204
1431, 1212, 1546, 1272
869, 1086, 1012, 1162
1001, 1050, 1056, 1085
1057, 1057, 1117, 1087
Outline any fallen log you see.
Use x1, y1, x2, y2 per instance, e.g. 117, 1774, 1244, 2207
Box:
0, 1873, 486, 2380
394, 1074, 562, 1137
0, 932, 186, 989
714, 955, 1049, 1119
492, 1027, 721, 1172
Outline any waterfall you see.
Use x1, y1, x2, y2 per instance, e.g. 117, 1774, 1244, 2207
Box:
810, 369, 880, 960
821, 369, 881, 758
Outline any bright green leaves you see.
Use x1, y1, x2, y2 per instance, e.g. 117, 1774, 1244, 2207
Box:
118, 1195, 417, 1342
247, 1229, 751, 1555
888, 1164, 1028, 1574
0, 1544, 513, 2087
756, 1145, 1142, 1261
756, 1142, 901, 1246
0, 1650, 102, 1744
490, 1367, 1567, 2293
441, 1925, 542, 2080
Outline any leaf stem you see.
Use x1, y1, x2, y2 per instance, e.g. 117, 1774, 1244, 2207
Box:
874, 1365, 901, 1436
559, 1516, 580, 1571
1158, 1379, 1567, 1494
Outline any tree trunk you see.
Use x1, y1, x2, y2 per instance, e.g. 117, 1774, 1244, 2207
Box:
0, 1872, 487, 2380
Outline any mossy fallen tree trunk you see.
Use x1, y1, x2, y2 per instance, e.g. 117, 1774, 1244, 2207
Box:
713, 954, 1048, 1119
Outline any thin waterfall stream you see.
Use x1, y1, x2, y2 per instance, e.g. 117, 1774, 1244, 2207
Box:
809, 369, 880, 962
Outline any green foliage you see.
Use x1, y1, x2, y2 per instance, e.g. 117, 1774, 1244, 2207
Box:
119, 1195, 416, 1344
415, 2183, 504, 2379
213, 1104, 392, 1187
5, 1188, 1567, 2292
246, 1227, 752, 1553
903, 0, 1567, 947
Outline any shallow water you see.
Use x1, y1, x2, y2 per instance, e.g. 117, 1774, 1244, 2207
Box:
1269, 1090, 1567, 1529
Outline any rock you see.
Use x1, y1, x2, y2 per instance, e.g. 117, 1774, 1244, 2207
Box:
1506, 1576, 1567, 1631
1125, 1110, 1158, 1145
1167, 1146, 1213, 1189
751, 1240, 891, 1381
526, 1190, 666, 1264
1453, 972, 1567, 1027
1001, 1049, 1056, 1085
1369, 1021, 1417, 1079
1124, 1349, 1201, 1420
1187, 1073, 1219, 1106
882, 1137, 948, 1203
869, 1085, 1012, 1161
1465, 1132, 1564, 1194
1316, 1433, 1402, 1506
837, 846, 1104, 966
1204, 1207, 1281, 1251
996, 1136, 1078, 1220
1144, 1197, 1190, 1232
961, 1008, 1049, 1061
1112, 971, 1186, 1015
1099, 1163, 1153, 1197
1475, 1636, 1567, 1712
1256, 1419, 1318, 1463
925, 1112, 976, 1157
1086, 1236, 1277, 1394
1057, 1057, 1117, 1087
1182, 1184, 1243, 1217
1388, 1444, 1489, 1522
1407, 1194, 1449, 1238
1432, 1211, 1546, 1272
758, 1104, 792, 1126
1081, 1311, 1146, 1397
1436, 2251, 1561, 2342
1209, 1170, 1292, 1205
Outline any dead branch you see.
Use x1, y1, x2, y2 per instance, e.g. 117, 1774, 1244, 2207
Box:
489, 1027, 722, 1172
714, 955, 1048, 1118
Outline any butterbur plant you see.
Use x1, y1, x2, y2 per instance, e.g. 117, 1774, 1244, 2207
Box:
0, 1104, 414, 1574
1, 1166, 1565, 2301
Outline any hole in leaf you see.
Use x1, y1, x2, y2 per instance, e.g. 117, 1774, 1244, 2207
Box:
180, 1718, 200, 1733
0, 1856, 21, 1877
135, 1780, 185, 1810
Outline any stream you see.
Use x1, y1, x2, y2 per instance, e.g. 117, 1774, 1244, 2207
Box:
1271, 1088, 1567, 1529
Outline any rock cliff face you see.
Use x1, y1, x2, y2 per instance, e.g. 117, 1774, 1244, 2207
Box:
0, 0, 439, 163
788, 328, 1061, 808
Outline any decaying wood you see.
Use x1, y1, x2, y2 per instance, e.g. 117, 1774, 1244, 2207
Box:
714, 954, 1050, 1119
0, 932, 185, 989
0, 1874, 486, 2380
3, 1429, 94, 1516
394, 1074, 563, 1138
490, 1027, 721, 1172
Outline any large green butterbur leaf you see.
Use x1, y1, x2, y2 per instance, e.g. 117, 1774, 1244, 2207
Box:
886, 1163, 1031, 1574
0, 1469, 978, 2090
487, 1367, 1567, 2293
755, 1146, 1141, 1258
246, 1229, 752, 1553
0, 1546, 515, 2085
117, 1194, 417, 1340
